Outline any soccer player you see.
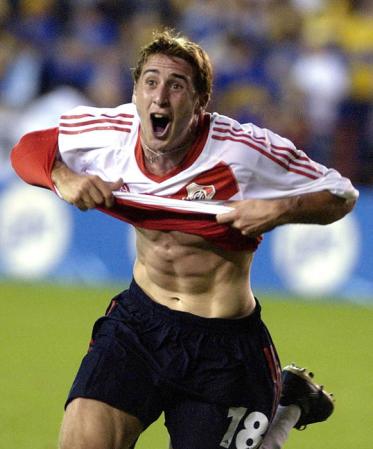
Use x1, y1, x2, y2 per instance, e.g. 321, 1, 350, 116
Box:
11, 29, 356, 449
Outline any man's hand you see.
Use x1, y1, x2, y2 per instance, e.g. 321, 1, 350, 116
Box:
216, 198, 287, 237
52, 160, 122, 211
216, 191, 356, 237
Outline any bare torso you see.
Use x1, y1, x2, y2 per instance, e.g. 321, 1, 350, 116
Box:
133, 227, 256, 319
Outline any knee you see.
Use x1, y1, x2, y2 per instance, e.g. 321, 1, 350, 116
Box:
59, 400, 103, 449
59, 398, 142, 449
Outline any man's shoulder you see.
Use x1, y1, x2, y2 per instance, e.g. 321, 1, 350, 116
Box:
58, 102, 140, 161
208, 112, 296, 149
207, 112, 269, 154
59, 102, 138, 122
209, 112, 263, 137
58, 102, 139, 144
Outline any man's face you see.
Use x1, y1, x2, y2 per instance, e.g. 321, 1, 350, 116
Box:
133, 53, 202, 153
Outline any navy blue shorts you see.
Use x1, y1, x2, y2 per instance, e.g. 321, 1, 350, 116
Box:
66, 280, 281, 449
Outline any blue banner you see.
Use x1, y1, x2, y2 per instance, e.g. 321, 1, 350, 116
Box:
1, 176, 372, 303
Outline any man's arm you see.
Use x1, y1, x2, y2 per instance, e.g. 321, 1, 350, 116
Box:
216, 191, 357, 237
10, 127, 59, 191
11, 128, 122, 211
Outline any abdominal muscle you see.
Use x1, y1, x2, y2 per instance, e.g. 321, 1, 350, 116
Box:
133, 227, 256, 319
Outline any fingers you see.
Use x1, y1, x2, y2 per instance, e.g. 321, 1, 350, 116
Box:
216, 210, 236, 224
216, 211, 251, 235
216, 208, 262, 237
91, 177, 123, 207
75, 202, 89, 212
53, 162, 123, 210
89, 178, 114, 208
68, 176, 123, 210
109, 178, 123, 191
240, 227, 262, 238
217, 215, 262, 237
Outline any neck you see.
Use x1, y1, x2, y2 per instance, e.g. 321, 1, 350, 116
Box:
142, 139, 191, 164
141, 117, 200, 171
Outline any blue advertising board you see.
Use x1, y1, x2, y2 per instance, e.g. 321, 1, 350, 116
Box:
0, 176, 372, 303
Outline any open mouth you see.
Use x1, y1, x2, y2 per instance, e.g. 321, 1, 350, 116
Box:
151, 113, 171, 138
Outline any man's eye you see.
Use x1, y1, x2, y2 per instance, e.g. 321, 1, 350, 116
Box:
145, 79, 156, 87
171, 83, 183, 90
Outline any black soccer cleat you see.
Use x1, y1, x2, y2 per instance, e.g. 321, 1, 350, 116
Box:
280, 363, 335, 430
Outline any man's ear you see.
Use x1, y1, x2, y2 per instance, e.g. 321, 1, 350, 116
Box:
132, 87, 137, 104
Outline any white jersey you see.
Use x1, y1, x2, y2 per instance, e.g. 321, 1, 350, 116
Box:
56, 102, 358, 251
58, 102, 358, 208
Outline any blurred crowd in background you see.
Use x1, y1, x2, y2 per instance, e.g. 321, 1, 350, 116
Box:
0, 0, 372, 184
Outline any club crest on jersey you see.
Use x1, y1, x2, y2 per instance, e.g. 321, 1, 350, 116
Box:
184, 182, 216, 200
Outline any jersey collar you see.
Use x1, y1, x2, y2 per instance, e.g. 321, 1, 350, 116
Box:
135, 113, 211, 182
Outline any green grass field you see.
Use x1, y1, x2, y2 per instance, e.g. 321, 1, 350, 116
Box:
1, 281, 372, 449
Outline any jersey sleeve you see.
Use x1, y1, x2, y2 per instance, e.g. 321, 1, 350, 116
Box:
243, 126, 359, 200
10, 127, 59, 191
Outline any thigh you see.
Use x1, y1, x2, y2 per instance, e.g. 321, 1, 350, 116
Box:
165, 398, 270, 449
59, 398, 143, 449
66, 305, 165, 428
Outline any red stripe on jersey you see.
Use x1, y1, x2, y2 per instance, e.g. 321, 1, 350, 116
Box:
101, 113, 134, 118
272, 146, 308, 161
60, 118, 133, 127
213, 125, 321, 176
213, 127, 272, 154
271, 148, 322, 175
248, 136, 321, 174
212, 134, 319, 180
289, 159, 321, 175
271, 143, 314, 164
60, 113, 94, 119
214, 120, 231, 127
213, 121, 267, 138
61, 113, 134, 119
264, 346, 282, 419
60, 126, 131, 134
247, 134, 266, 141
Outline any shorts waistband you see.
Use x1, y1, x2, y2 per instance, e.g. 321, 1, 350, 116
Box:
123, 279, 262, 333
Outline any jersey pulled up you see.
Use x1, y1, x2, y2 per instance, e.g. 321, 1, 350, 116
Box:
11, 102, 359, 251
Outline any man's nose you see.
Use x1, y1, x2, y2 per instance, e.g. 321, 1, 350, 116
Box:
153, 85, 169, 107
